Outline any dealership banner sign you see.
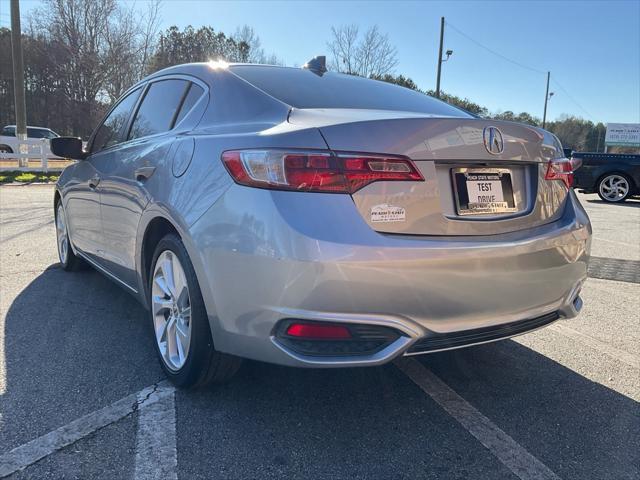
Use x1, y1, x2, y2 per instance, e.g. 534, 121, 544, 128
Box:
605, 123, 640, 147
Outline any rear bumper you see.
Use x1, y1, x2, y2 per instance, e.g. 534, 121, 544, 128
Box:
189, 187, 591, 367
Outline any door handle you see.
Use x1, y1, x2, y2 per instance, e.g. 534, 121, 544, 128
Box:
89, 174, 100, 189
135, 166, 156, 182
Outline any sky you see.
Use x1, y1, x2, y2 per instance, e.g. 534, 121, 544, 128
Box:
2, 0, 639, 124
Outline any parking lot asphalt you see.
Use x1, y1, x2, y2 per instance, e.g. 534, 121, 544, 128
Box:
0, 185, 638, 479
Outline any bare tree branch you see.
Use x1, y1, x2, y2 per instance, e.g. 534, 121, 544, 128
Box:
233, 25, 285, 65
327, 24, 398, 77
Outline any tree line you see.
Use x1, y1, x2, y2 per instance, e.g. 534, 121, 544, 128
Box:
0, 1, 609, 152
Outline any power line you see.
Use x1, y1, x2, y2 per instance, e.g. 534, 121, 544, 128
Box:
444, 21, 599, 122
551, 77, 597, 121
445, 21, 547, 75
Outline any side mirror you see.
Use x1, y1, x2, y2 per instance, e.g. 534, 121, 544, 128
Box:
51, 137, 86, 160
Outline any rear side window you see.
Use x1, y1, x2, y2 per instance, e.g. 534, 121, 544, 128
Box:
92, 87, 142, 153
129, 79, 189, 140
231, 66, 470, 117
174, 83, 204, 126
27, 128, 56, 139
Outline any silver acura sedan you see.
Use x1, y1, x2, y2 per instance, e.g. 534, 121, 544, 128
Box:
51, 59, 591, 387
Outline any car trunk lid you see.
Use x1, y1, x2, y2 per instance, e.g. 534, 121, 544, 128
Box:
289, 109, 568, 236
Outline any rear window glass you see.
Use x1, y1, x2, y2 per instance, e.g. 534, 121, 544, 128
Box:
174, 83, 204, 126
3, 127, 57, 138
27, 128, 57, 139
129, 79, 190, 140
231, 66, 470, 117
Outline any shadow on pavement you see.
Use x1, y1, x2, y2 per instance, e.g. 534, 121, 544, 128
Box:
585, 198, 640, 207
1, 264, 163, 454
175, 338, 639, 480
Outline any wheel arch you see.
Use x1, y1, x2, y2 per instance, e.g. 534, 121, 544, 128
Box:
139, 215, 181, 308
136, 208, 207, 302
136, 204, 223, 351
0, 144, 14, 153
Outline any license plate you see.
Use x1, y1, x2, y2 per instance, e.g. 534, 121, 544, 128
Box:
453, 169, 517, 215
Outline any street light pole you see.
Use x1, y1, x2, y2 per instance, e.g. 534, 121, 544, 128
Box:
10, 0, 27, 167
542, 71, 550, 129
435, 16, 445, 98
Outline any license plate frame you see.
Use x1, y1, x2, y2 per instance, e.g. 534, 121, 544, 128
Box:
452, 168, 518, 216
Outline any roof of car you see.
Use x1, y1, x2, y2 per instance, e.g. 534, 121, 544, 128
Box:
142, 62, 471, 119
3, 125, 53, 130
146, 62, 295, 79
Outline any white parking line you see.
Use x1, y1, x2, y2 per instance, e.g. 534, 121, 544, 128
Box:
396, 358, 561, 480
549, 323, 639, 369
0, 382, 173, 478
134, 385, 178, 480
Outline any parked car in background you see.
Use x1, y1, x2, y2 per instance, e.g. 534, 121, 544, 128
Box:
51, 61, 591, 388
572, 152, 640, 202
0, 125, 61, 158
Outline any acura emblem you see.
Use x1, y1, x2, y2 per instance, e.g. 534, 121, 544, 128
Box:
483, 127, 504, 155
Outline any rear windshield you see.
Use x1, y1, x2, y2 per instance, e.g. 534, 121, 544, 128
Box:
231, 66, 470, 117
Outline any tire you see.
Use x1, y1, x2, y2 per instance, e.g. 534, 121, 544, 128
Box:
597, 173, 633, 203
55, 201, 85, 271
149, 234, 242, 388
0, 145, 13, 153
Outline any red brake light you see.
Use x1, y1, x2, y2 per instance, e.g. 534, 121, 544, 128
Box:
545, 158, 581, 188
286, 323, 352, 339
221, 150, 424, 193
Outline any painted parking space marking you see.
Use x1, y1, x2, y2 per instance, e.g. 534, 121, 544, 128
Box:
396, 358, 561, 480
0, 382, 173, 478
549, 323, 639, 369
134, 385, 178, 480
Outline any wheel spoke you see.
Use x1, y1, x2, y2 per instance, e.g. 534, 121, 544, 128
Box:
153, 274, 172, 298
164, 316, 176, 364
172, 254, 186, 297
176, 324, 188, 364
161, 256, 177, 297
152, 295, 173, 315
176, 286, 189, 310
158, 315, 172, 343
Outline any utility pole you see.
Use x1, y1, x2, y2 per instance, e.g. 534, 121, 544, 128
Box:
596, 125, 602, 152
542, 71, 550, 129
435, 16, 445, 98
10, 0, 27, 167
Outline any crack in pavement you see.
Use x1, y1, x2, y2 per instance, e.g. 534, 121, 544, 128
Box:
0, 381, 172, 478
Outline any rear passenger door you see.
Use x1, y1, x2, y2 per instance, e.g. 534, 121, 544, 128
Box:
97, 77, 203, 290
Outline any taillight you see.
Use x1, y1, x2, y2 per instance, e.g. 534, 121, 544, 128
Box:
221, 150, 424, 193
545, 157, 582, 188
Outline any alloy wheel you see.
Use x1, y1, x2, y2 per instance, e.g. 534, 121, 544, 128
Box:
151, 250, 192, 371
55, 203, 69, 264
599, 174, 629, 202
